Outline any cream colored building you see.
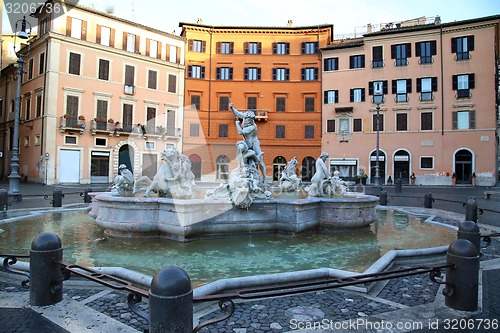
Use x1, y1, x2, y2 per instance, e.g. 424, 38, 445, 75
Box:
321, 15, 499, 186
0, 0, 185, 184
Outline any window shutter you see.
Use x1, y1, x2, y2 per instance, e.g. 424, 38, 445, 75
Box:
361, 88, 365, 101
314, 68, 318, 80
216, 42, 221, 53
452, 75, 458, 90
391, 45, 396, 59
257, 68, 261, 80
200, 66, 205, 79
135, 35, 140, 53
324, 58, 328, 69
349, 56, 354, 68
244, 42, 248, 54
202, 41, 206, 53
468, 36, 474, 51
285, 68, 290, 81
361, 55, 365, 68
406, 79, 412, 93
81, 20, 87, 40
301, 42, 305, 54
125, 65, 134, 86
368, 82, 374, 95
415, 42, 421, 57
335, 91, 339, 103
451, 37, 457, 53
468, 73, 475, 89
432, 77, 438, 91
122, 32, 127, 50
244, 68, 248, 80
469, 110, 475, 129
272, 68, 276, 80
272, 42, 277, 54
301, 68, 305, 81
66, 17, 72, 36
110, 28, 115, 47
314, 42, 319, 53
286, 43, 290, 54
324, 91, 329, 103
146, 38, 150, 56
452, 112, 458, 129
431, 41, 437, 55
176, 47, 181, 64
216, 67, 221, 80
350, 89, 354, 102
257, 42, 262, 54
230, 42, 234, 53
188, 65, 192, 77
383, 80, 388, 94
391, 80, 397, 94
229, 68, 233, 80
406, 43, 411, 57
416, 78, 422, 92
96, 25, 101, 44
157, 42, 162, 59
188, 39, 193, 51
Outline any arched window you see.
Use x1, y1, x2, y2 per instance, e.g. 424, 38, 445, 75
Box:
301, 156, 315, 182
273, 156, 287, 181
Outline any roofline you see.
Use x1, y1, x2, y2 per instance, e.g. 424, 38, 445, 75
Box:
179, 22, 334, 33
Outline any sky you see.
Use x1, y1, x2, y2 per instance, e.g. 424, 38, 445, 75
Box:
2, 0, 499, 36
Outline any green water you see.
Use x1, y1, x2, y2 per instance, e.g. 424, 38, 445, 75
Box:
0, 209, 456, 287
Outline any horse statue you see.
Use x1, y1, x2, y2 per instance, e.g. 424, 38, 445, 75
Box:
133, 146, 195, 198
279, 157, 301, 192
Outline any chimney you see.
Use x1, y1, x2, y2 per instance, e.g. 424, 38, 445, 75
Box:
287, 20, 293, 27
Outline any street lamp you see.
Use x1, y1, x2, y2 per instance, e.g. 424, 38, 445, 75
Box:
373, 82, 384, 187
8, 16, 31, 201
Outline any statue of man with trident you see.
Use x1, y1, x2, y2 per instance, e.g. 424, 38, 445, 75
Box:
230, 102, 267, 182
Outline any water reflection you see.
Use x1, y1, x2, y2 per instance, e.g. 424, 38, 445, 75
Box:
0, 209, 456, 287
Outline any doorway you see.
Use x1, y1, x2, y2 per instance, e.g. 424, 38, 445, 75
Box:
394, 150, 410, 184
455, 149, 473, 184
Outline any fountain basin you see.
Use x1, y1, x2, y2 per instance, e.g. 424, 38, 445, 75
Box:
90, 192, 378, 242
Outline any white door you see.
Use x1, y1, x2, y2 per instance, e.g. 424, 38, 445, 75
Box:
59, 149, 81, 183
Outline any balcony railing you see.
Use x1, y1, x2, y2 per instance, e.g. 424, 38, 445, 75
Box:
240, 109, 268, 121
60, 116, 85, 135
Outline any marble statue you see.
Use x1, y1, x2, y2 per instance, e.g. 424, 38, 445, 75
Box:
133, 146, 195, 198
206, 103, 272, 208
110, 164, 134, 195
279, 157, 301, 192
306, 152, 330, 197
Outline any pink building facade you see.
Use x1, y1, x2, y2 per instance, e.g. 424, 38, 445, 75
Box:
321, 15, 499, 186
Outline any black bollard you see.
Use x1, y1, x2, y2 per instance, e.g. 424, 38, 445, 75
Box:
52, 188, 63, 207
444, 239, 479, 311
0, 189, 8, 217
149, 266, 193, 333
465, 197, 478, 222
379, 190, 387, 206
395, 178, 402, 193
457, 221, 480, 253
83, 187, 92, 203
30, 232, 64, 306
424, 193, 433, 208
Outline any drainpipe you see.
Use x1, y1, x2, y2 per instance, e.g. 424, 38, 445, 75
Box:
208, 27, 213, 137
440, 24, 444, 136
40, 39, 49, 184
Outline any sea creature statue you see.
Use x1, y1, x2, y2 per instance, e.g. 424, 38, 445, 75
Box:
133, 146, 195, 198
206, 103, 272, 208
109, 164, 134, 195
322, 170, 349, 196
279, 157, 301, 192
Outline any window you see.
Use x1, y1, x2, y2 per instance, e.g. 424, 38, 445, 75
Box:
146, 107, 156, 133
216, 67, 233, 80
452, 111, 475, 129
97, 25, 112, 47
28, 58, 34, 79
125, 33, 138, 53
122, 104, 133, 132
369, 80, 388, 102
245, 67, 261, 80
417, 77, 438, 101
65, 95, 79, 128
276, 125, 285, 138
420, 112, 433, 130
391, 43, 411, 66
217, 42, 233, 54
219, 96, 229, 111
273, 42, 290, 55
247, 97, 257, 110
372, 46, 383, 68
96, 99, 108, 130
353, 118, 362, 132
302, 67, 318, 81
305, 125, 315, 138
276, 97, 286, 112
190, 123, 200, 137
324, 57, 338, 71
168, 74, 177, 93
68, 52, 81, 75
65, 136, 77, 145
396, 113, 408, 131
35, 94, 42, 118
145, 142, 155, 150
169, 45, 178, 63
453, 74, 475, 98
245, 42, 261, 54
70, 18, 83, 39
191, 95, 200, 110
148, 39, 159, 58
188, 65, 205, 79
25, 96, 31, 120
35, 134, 41, 145
190, 40, 205, 52
372, 113, 384, 131
452, 36, 474, 60
39, 52, 45, 75
420, 157, 434, 169
98, 59, 109, 80
416, 41, 436, 64
326, 119, 335, 133
349, 55, 365, 69
219, 124, 228, 138
324, 90, 338, 104
302, 42, 318, 54
350, 88, 365, 102
40, 18, 48, 35
216, 155, 230, 181
166, 110, 176, 136
392, 79, 412, 103
124, 65, 135, 94
148, 70, 157, 89
305, 97, 315, 112
273, 68, 289, 81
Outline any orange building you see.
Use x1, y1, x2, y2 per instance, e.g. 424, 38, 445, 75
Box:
180, 21, 333, 182
321, 15, 499, 186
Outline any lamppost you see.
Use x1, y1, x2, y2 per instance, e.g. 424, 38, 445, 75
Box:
8, 16, 31, 201
373, 82, 384, 187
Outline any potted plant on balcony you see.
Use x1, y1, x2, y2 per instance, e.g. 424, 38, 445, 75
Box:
78, 115, 85, 121
410, 173, 416, 186
63, 113, 70, 119
108, 118, 114, 123
94, 117, 100, 122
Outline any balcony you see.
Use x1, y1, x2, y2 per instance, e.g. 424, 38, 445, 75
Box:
239, 109, 268, 121
60, 116, 86, 135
